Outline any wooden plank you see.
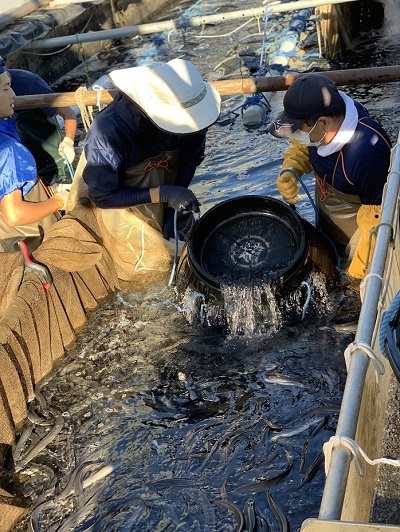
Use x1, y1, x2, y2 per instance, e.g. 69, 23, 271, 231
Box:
302, 518, 400, 532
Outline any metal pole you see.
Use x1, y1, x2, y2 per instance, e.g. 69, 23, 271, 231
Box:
27, 0, 357, 49
318, 129, 400, 519
13, 65, 400, 110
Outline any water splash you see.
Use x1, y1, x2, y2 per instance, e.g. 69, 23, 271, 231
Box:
378, 0, 400, 36
221, 279, 282, 336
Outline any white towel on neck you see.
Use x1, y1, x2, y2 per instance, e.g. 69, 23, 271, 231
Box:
317, 91, 358, 157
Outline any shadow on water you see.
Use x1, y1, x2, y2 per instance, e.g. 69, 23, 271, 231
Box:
11, 273, 354, 531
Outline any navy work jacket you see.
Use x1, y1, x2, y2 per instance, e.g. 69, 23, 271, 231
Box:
309, 101, 391, 205
83, 93, 208, 208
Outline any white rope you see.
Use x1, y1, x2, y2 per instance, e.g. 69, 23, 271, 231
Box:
195, 18, 254, 39
74, 86, 93, 132
134, 222, 153, 272
92, 84, 104, 111
323, 435, 400, 477
360, 272, 383, 291
344, 340, 385, 377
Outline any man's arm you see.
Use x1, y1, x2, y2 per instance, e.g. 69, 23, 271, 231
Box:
1, 189, 63, 227
57, 106, 77, 141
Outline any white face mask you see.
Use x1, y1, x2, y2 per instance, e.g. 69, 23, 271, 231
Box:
290, 121, 326, 147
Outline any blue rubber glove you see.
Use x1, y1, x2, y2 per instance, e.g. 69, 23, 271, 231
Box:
159, 185, 200, 213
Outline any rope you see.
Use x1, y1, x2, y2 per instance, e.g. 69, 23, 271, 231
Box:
278, 168, 341, 269
240, 92, 271, 120
364, 221, 394, 271
62, 157, 75, 181
360, 272, 383, 292
74, 87, 93, 132
323, 435, 400, 477
344, 340, 385, 377
300, 281, 312, 320
134, 222, 153, 272
91, 84, 105, 111
168, 211, 180, 286
168, 209, 201, 287
195, 18, 254, 39
379, 290, 400, 359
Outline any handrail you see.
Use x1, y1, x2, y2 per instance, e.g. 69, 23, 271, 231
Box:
318, 130, 400, 519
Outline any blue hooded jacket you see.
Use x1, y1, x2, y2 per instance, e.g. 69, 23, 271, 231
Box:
0, 118, 37, 201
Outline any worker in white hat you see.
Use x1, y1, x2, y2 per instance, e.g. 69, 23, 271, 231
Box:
83, 59, 221, 240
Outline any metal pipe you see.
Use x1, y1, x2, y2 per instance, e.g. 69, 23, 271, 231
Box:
13, 65, 400, 110
318, 129, 400, 519
27, 0, 357, 50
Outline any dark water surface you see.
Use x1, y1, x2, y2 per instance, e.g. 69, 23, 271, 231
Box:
11, 0, 400, 530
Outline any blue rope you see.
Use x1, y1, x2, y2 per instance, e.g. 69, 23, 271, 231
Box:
241, 92, 271, 115
168, 209, 201, 287
379, 290, 400, 359
280, 168, 342, 270
168, 210, 180, 286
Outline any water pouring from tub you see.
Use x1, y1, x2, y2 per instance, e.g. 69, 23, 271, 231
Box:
175, 195, 339, 334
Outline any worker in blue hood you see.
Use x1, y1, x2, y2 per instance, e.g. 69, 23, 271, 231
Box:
267, 73, 391, 281
10, 68, 77, 186
82, 59, 221, 241
0, 58, 68, 253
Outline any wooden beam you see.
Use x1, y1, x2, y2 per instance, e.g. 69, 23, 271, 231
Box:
13, 65, 400, 110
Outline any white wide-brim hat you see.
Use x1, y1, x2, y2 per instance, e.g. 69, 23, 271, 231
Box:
108, 59, 221, 134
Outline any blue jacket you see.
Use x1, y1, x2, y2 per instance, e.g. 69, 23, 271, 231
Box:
309, 101, 391, 205
83, 93, 208, 208
0, 118, 37, 201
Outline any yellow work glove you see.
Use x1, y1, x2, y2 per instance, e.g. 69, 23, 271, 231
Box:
281, 138, 312, 176
276, 139, 312, 204
276, 170, 301, 205
347, 204, 381, 279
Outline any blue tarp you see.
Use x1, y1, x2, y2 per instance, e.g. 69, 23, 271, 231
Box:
0, 4, 85, 58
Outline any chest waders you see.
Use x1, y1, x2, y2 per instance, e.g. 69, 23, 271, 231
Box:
122, 151, 179, 232
0, 180, 60, 254
315, 177, 361, 255
15, 110, 66, 186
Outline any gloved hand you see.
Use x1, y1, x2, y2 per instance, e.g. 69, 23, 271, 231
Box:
159, 185, 200, 213
276, 170, 301, 205
52, 186, 70, 210
347, 204, 381, 279
58, 137, 76, 164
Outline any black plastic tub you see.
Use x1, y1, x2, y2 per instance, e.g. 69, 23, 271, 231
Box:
175, 195, 339, 300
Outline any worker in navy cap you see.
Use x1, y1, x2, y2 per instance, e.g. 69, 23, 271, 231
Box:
267, 73, 391, 281
0, 57, 68, 253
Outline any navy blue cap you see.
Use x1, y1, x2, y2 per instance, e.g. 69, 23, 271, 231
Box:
267, 73, 342, 138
